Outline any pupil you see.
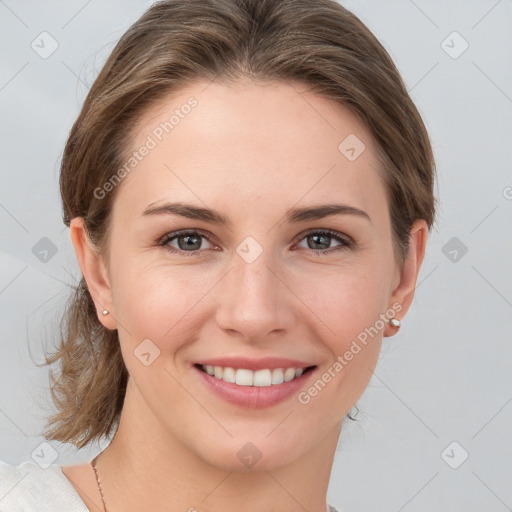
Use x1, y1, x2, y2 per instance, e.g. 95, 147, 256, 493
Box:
310, 234, 329, 250
179, 235, 201, 250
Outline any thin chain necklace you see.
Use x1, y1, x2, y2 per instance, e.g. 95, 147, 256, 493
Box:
91, 453, 108, 512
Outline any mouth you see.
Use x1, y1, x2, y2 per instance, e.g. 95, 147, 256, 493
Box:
193, 363, 318, 408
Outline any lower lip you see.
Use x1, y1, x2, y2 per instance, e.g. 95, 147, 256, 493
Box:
194, 365, 316, 409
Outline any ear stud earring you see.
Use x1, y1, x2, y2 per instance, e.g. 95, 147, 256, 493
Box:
102, 310, 109, 315
390, 318, 401, 328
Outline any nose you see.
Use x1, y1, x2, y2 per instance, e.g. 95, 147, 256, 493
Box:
214, 247, 297, 343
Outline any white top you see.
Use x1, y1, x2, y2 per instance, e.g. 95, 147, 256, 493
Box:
0, 460, 88, 511
0, 460, 341, 511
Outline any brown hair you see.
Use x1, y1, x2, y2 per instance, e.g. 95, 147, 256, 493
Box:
43, 0, 436, 448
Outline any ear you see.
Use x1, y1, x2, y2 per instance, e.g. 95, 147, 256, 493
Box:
384, 219, 428, 337
69, 217, 117, 330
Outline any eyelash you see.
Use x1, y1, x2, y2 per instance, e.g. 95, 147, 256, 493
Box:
157, 228, 353, 257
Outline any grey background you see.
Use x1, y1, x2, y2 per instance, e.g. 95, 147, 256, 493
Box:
1, 1, 511, 511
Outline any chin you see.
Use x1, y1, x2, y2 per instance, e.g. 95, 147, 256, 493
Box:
194, 434, 308, 473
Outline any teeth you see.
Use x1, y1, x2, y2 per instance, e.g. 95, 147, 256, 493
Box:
223, 367, 236, 383
284, 368, 296, 382
271, 368, 284, 385
202, 365, 307, 387
236, 368, 253, 386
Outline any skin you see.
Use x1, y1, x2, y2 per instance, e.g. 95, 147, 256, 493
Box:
62, 78, 427, 512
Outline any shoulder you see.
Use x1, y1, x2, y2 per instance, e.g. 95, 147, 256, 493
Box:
0, 459, 88, 512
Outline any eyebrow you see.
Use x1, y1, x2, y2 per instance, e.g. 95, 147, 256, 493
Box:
142, 201, 372, 225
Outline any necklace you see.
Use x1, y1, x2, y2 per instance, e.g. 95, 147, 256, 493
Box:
91, 453, 108, 512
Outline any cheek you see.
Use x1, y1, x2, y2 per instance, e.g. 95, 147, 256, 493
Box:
291, 269, 386, 423
110, 265, 208, 395
292, 260, 391, 348
290, 261, 389, 406
109, 254, 220, 355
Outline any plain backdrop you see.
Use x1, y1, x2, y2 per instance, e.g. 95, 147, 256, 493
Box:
1, 1, 511, 511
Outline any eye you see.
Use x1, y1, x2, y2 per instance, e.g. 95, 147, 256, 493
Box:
294, 229, 352, 255
158, 229, 216, 256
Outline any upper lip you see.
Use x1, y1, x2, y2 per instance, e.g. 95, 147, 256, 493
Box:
194, 357, 316, 371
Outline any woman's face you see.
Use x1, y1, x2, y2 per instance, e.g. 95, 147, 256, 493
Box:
84, 79, 420, 470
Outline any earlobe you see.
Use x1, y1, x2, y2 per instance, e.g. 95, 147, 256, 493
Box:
69, 217, 117, 330
384, 219, 429, 338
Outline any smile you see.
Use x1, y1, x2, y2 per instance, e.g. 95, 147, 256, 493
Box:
197, 364, 315, 387
193, 362, 317, 408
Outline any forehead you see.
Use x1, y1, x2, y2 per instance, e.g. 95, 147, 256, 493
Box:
114, 79, 387, 220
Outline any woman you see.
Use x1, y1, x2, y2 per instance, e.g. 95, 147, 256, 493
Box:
0, 0, 435, 510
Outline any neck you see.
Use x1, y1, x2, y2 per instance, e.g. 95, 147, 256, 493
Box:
95, 378, 340, 512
